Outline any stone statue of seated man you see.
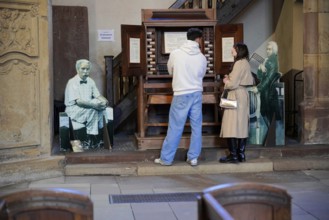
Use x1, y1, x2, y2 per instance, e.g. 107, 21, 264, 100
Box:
64, 59, 111, 150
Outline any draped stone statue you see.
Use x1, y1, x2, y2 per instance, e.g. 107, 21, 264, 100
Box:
249, 41, 284, 145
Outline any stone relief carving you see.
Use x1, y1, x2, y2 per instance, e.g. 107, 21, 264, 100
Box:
0, 4, 39, 57
0, 59, 38, 76
0, 58, 40, 147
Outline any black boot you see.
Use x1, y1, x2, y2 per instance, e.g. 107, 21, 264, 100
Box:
237, 138, 247, 162
219, 138, 238, 163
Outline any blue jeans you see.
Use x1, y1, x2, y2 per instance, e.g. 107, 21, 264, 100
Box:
160, 91, 203, 164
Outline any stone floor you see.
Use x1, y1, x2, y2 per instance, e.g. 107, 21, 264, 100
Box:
1, 170, 329, 220
4, 133, 327, 219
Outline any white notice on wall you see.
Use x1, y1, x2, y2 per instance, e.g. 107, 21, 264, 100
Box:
129, 38, 140, 63
164, 32, 187, 54
98, 29, 114, 41
222, 37, 234, 62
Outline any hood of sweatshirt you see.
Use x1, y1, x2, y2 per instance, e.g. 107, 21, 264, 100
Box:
179, 40, 201, 55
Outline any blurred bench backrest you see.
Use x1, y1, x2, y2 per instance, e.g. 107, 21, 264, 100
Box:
0, 188, 93, 220
198, 182, 291, 220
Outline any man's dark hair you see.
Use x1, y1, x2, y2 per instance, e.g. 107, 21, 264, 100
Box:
187, 28, 203, 41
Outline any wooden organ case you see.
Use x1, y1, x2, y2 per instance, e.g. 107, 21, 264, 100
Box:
121, 9, 243, 149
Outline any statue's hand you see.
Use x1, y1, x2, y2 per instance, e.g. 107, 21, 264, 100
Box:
259, 64, 266, 72
251, 86, 258, 93
92, 102, 106, 111
100, 102, 108, 110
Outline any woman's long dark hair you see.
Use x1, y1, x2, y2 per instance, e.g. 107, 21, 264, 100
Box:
229, 43, 249, 72
234, 43, 249, 61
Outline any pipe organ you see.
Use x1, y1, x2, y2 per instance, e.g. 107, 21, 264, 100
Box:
121, 9, 243, 149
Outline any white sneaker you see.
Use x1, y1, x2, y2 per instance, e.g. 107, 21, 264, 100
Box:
154, 158, 172, 166
187, 158, 198, 166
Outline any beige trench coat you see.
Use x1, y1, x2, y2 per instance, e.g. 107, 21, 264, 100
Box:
220, 59, 254, 138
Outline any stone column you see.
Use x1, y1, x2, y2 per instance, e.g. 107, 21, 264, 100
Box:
300, 0, 329, 144
0, 0, 63, 186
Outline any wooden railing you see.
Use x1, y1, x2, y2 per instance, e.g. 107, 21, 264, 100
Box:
105, 54, 136, 107
105, 55, 137, 131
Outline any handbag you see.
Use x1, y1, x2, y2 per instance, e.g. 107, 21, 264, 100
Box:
220, 89, 237, 109
220, 98, 237, 109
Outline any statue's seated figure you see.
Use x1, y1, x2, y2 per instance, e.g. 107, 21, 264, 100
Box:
64, 59, 111, 150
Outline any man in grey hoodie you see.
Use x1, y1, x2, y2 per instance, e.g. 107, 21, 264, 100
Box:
154, 28, 207, 166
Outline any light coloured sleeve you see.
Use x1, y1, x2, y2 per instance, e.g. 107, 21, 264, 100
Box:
167, 53, 174, 75
224, 61, 242, 90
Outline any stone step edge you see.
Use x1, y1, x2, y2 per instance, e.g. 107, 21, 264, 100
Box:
64, 157, 329, 176
64, 158, 272, 176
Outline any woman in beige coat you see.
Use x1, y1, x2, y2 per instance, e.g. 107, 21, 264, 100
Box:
219, 43, 254, 163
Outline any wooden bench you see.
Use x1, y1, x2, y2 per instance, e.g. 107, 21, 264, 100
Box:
198, 182, 292, 220
198, 193, 234, 220
0, 188, 93, 220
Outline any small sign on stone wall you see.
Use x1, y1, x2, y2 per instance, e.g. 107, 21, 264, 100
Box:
97, 29, 114, 41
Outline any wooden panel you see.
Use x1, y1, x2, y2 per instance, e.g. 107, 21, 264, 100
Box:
53, 6, 89, 101
121, 25, 146, 76
135, 134, 221, 150
142, 9, 216, 22
202, 94, 217, 103
214, 24, 244, 75
148, 95, 172, 104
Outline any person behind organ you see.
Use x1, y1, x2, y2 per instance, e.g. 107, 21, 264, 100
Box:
64, 59, 109, 149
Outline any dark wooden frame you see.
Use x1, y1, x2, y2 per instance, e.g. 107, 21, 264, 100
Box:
198, 182, 292, 220
1, 188, 93, 220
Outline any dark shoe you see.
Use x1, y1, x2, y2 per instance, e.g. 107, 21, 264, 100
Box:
237, 138, 247, 162
219, 138, 239, 163
238, 157, 246, 162
219, 154, 238, 163
238, 155, 246, 162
